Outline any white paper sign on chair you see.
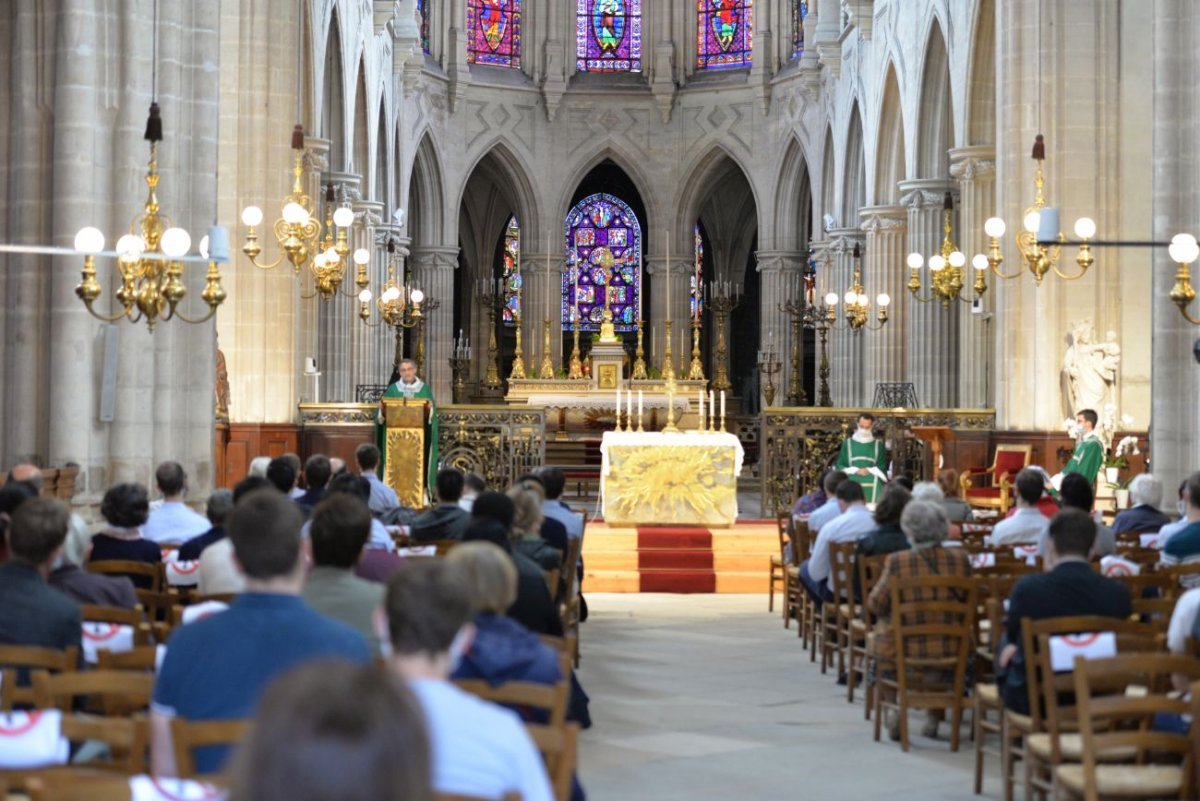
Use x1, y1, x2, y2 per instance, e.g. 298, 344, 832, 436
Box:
1100, 555, 1141, 578
970, 553, 996, 569
130, 775, 227, 801
81, 621, 136, 665
164, 558, 202, 587
0, 710, 69, 768
1012, 545, 1039, 565
1048, 632, 1118, 672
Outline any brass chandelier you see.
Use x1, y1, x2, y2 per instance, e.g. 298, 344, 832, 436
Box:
824, 245, 889, 330
358, 241, 428, 372
907, 192, 986, 307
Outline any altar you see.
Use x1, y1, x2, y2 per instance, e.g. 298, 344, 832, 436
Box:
600, 430, 744, 527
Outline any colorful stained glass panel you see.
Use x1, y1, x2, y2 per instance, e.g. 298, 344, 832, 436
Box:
467, 0, 522, 68
562, 193, 642, 333
691, 223, 704, 320
502, 215, 521, 325
792, 1, 808, 58
697, 0, 754, 70
576, 0, 642, 73
417, 0, 430, 54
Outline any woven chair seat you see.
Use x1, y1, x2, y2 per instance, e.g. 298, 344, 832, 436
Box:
1054, 764, 1183, 798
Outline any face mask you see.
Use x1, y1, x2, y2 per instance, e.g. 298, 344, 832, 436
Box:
1179, 500, 1188, 518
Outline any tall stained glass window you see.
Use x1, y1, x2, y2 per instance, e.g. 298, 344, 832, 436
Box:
697, 0, 754, 70
502, 215, 522, 325
576, 0, 642, 73
792, 1, 808, 58
691, 223, 704, 320
563, 193, 641, 332
417, 0, 430, 54
467, 0, 522, 68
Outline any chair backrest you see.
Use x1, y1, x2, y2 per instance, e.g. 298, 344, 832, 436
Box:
1072, 654, 1200, 801
0, 645, 78, 711
1112, 571, 1176, 600
887, 574, 976, 698
1130, 596, 1175, 630
1156, 562, 1200, 595
775, 513, 791, 562
537, 634, 577, 677
855, 553, 888, 622
991, 445, 1032, 485
32, 669, 155, 716
171, 717, 251, 778
27, 776, 226, 801
97, 645, 162, 672
828, 541, 857, 603
88, 560, 163, 593
526, 721, 578, 801
1019, 615, 1159, 732
453, 679, 570, 730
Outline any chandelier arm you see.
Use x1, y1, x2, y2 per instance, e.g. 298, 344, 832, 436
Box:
1176, 306, 1200, 326
81, 302, 133, 324
299, 286, 321, 301
246, 252, 288, 271
172, 305, 221, 325
1050, 262, 1090, 281
989, 263, 1025, 280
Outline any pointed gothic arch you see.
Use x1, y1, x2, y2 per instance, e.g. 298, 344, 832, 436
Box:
874, 63, 906, 204
917, 19, 954, 177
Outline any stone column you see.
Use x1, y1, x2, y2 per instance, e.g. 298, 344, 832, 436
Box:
409, 245, 458, 401
950, 146, 997, 409
813, 0, 842, 74
646, 254, 691, 375
1151, 0, 1200, 493
824, 229, 865, 406
521, 250, 564, 375
900, 179, 959, 408
366, 224, 402, 384
315, 172, 362, 402
858, 205, 908, 398
757, 250, 807, 402
348, 199, 385, 393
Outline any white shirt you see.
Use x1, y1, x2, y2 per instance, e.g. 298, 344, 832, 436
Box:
806, 498, 842, 534
141, 501, 211, 545
197, 539, 245, 596
1157, 517, 1190, 549
408, 679, 552, 801
458, 495, 477, 514
1167, 587, 1200, 654
987, 507, 1050, 546
807, 505, 876, 582
543, 500, 583, 540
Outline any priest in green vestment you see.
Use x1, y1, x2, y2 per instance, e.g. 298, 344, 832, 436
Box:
834, 412, 888, 503
375, 358, 439, 497
1060, 407, 1104, 486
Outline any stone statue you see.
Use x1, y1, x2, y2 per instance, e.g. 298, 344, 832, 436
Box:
215, 347, 230, 424
1062, 320, 1119, 416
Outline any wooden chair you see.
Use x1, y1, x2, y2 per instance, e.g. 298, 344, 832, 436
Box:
1022, 618, 1163, 799
33, 669, 155, 717
785, 519, 808, 633
872, 575, 976, 753
3, 714, 148, 792
972, 598, 1008, 796
454, 679, 569, 729
527, 721, 579, 801
27, 775, 227, 801
847, 552, 887, 712
960, 445, 1033, 515
828, 541, 859, 681
80, 605, 154, 665
557, 534, 584, 668
97, 645, 162, 672
171, 718, 251, 778
769, 513, 789, 618
0, 645, 77, 711
87, 560, 163, 593
1054, 653, 1200, 801
1155, 562, 1200, 595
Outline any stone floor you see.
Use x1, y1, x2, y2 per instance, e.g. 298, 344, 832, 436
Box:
576, 593, 1001, 801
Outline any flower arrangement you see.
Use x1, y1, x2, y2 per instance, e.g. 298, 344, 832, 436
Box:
1104, 435, 1140, 470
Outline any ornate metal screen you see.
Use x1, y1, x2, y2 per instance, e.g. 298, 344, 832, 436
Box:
436, 405, 546, 490
759, 407, 995, 516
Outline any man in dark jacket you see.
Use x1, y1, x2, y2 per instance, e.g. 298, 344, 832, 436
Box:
0, 498, 82, 654
1111, 473, 1173, 534
410, 468, 471, 542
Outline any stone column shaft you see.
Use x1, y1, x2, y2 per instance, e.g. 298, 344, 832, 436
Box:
950, 147, 997, 409
823, 229, 864, 406
521, 251, 564, 373
900, 179, 959, 408
757, 250, 807, 402
859, 205, 908, 398
409, 246, 458, 401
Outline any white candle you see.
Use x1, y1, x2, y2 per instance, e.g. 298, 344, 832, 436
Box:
638, 389, 643, 421
627, 387, 633, 423
666, 231, 671, 323
720, 390, 726, 419
545, 234, 551, 319
709, 391, 715, 427
615, 388, 621, 427
698, 390, 704, 428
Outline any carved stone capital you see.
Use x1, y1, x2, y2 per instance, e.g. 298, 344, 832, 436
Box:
898, 179, 957, 211
858, 204, 907, 234
949, 146, 997, 183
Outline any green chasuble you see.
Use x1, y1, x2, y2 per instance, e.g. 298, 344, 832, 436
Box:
1062, 433, 1104, 485
835, 436, 888, 504
374, 378, 439, 498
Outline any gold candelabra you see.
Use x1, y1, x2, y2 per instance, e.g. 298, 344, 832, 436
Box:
538, 319, 555, 378
825, 244, 889, 331
779, 291, 807, 406
631, 317, 648, 379
509, 313, 526, 380
357, 253, 426, 376
687, 316, 705, 380
476, 279, 505, 395
706, 282, 739, 392
73, 103, 226, 330
661, 319, 676, 380
757, 347, 781, 407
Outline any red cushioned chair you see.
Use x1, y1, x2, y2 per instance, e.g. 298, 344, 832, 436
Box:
959, 444, 1032, 515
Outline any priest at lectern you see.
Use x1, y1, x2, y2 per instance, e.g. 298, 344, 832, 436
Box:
375, 358, 439, 495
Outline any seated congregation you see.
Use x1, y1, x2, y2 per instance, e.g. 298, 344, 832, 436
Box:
780, 464, 1200, 799
0, 450, 589, 801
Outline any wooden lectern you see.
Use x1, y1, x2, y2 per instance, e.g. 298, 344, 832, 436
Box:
382, 397, 428, 509
910, 425, 956, 479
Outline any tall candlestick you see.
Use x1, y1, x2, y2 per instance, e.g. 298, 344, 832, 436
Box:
666, 231, 671, 322
638, 249, 643, 321
698, 390, 704, 433
626, 387, 633, 432
720, 390, 726, 431
637, 390, 643, 426
709, 390, 715, 431
615, 388, 622, 429
545, 234, 550, 318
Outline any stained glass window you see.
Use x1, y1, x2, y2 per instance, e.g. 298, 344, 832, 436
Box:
417, 0, 429, 54
576, 0, 642, 73
691, 223, 704, 320
792, 1, 808, 58
562, 193, 641, 332
697, 0, 754, 70
502, 215, 522, 325
467, 0, 522, 68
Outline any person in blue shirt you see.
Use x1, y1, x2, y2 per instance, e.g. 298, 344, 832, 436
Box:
142, 461, 212, 545
176, 489, 234, 561
354, 443, 399, 514
151, 489, 372, 777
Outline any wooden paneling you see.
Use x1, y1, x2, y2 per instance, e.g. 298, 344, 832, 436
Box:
219, 424, 300, 488
300, 424, 375, 472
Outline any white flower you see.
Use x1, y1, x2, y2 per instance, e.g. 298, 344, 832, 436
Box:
1120, 414, 1135, 427
1115, 436, 1139, 459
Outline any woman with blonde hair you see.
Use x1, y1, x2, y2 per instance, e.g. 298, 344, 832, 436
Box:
506, 483, 563, 571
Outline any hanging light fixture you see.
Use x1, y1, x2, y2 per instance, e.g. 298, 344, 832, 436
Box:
824, 244, 889, 330
906, 192, 987, 307
358, 241, 428, 373
72, 3, 225, 330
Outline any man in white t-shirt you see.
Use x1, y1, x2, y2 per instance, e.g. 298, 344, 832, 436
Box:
988, 468, 1051, 546
142, 462, 211, 545
377, 559, 554, 801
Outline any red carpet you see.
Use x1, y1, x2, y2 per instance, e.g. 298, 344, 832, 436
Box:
636, 526, 715, 593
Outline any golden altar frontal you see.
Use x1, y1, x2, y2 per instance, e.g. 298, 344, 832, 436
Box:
382, 397, 428, 508
600, 430, 744, 527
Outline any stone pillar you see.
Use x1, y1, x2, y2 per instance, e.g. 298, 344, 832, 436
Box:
858, 205, 908, 398
365, 224, 402, 384
900, 179, 959, 408
757, 250, 807, 402
646, 254, 691, 374
409, 246, 458, 401
349, 199, 385, 393
820, 230, 864, 406
315, 172, 362, 402
521, 250, 564, 375
1151, 0, 1200, 494
813, 0, 842, 75
950, 146, 997, 409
